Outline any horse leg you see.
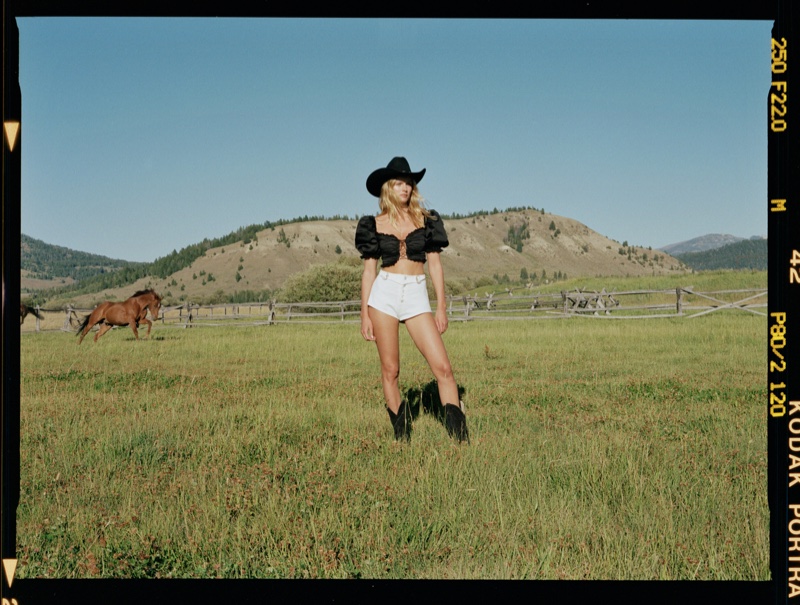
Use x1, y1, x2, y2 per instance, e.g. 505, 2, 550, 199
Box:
140, 317, 153, 338
93, 322, 114, 342
78, 317, 99, 344
129, 322, 140, 340
78, 304, 112, 344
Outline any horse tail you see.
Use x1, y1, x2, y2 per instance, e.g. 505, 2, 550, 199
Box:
31, 307, 44, 320
75, 314, 90, 335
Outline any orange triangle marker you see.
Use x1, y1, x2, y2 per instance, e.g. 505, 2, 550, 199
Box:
3, 558, 18, 587
4, 121, 20, 152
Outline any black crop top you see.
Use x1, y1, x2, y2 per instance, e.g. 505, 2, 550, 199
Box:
355, 209, 449, 268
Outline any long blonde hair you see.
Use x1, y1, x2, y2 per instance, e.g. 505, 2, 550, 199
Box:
378, 178, 430, 229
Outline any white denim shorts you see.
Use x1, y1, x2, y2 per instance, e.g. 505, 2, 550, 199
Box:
368, 271, 432, 322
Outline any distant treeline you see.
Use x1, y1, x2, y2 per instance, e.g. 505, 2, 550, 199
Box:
439, 206, 542, 221
21, 234, 144, 281
675, 238, 767, 271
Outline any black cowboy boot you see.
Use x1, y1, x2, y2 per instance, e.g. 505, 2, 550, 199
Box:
445, 402, 470, 444
387, 401, 411, 442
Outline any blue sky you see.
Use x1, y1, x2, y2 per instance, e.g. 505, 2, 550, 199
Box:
18, 18, 771, 262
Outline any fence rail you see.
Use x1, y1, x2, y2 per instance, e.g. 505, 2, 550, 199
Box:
20, 286, 768, 334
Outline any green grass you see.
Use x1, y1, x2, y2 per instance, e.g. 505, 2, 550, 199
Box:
18, 311, 767, 579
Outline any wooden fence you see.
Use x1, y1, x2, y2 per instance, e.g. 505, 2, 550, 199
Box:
20, 287, 768, 334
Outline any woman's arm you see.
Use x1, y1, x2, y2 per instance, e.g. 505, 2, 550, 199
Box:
427, 252, 448, 334
360, 258, 379, 341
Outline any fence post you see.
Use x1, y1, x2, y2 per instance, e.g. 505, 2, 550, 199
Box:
63, 305, 74, 332
184, 302, 193, 328
676, 288, 683, 316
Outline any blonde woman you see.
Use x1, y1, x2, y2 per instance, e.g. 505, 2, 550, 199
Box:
355, 157, 469, 443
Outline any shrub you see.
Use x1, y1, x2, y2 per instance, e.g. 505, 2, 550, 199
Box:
278, 261, 362, 303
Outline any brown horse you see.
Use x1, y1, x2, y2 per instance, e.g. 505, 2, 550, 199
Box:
20, 303, 44, 325
76, 289, 162, 344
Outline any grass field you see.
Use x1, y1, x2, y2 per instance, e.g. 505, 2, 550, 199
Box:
17, 302, 767, 579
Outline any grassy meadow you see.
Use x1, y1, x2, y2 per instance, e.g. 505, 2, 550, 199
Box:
18, 301, 767, 579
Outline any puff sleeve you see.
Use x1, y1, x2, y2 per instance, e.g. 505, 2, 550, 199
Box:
424, 209, 449, 253
355, 215, 381, 259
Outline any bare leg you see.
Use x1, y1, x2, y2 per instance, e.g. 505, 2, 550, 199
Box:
369, 306, 402, 413
403, 312, 459, 405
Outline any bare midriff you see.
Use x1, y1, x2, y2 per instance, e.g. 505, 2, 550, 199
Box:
382, 257, 425, 276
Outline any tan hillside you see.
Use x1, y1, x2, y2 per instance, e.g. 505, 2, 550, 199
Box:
21, 270, 76, 291
58, 210, 685, 308
437, 209, 681, 284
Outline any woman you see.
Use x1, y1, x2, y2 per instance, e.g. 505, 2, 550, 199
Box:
355, 156, 469, 444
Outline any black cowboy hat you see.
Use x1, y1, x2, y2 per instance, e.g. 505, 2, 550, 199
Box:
366, 156, 426, 197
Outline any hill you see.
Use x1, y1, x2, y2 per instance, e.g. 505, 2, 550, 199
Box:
674, 238, 767, 271
21, 234, 146, 293
30, 208, 687, 308
661, 233, 746, 255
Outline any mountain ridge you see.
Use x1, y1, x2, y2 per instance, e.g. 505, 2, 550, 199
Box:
660, 233, 764, 256
673, 238, 767, 271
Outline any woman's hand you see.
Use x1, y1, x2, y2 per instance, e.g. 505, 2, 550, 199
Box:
434, 306, 448, 334
361, 316, 376, 341
360, 258, 378, 341
427, 253, 448, 335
